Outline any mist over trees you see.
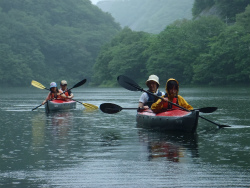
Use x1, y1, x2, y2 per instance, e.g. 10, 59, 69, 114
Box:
97, 0, 194, 34
93, 1, 250, 86
1, 0, 250, 87
0, 0, 120, 86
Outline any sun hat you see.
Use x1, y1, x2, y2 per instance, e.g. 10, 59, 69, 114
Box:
60, 80, 67, 85
146, 75, 160, 86
50, 82, 57, 88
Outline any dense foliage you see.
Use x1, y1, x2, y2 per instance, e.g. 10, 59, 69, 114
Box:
0, 0, 121, 86
192, 0, 250, 22
97, 0, 193, 34
93, 4, 250, 86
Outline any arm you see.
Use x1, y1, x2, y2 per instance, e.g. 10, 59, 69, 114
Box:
178, 95, 193, 110
138, 92, 149, 109
151, 98, 167, 113
42, 92, 51, 105
67, 91, 74, 99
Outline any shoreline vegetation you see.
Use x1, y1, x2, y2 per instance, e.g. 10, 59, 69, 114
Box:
0, 0, 249, 87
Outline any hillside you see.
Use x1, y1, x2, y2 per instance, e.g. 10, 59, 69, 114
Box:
0, 0, 121, 86
97, 0, 194, 34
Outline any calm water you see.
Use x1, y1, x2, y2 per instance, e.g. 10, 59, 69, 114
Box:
0, 86, 250, 188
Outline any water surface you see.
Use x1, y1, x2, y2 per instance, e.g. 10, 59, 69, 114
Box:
0, 87, 250, 187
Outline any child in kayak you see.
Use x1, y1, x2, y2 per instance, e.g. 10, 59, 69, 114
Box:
42, 82, 60, 105
59, 80, 74, 100
138, 75, 165, 109
151, 78, 193, 113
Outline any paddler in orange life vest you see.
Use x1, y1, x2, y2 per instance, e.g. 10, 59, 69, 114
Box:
138, 75, 165, 109
42, 82, 60, 105
151, 78, 193, 113
59, 80, 74, 100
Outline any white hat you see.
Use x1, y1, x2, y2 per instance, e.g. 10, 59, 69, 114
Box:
146, 75, 160, 86
60, 80, 67, 85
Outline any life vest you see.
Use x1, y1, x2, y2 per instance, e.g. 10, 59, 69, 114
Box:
146, 90, 163, 108
164, 94, 179, 109
50, 92, 58, 100
59, 89, 72, 99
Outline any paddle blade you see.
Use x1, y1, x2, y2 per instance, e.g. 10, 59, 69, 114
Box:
197, 107, 217, 113
69, 79, 87, 90
31, 80, 48, 90
100, 103, 122, 114
82, 103, 98, 110
117, 75, 142, 91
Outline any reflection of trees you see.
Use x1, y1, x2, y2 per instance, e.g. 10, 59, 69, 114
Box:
138, 129, 199, 162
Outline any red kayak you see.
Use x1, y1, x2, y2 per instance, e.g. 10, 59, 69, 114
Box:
45, 99, 76, 112
136, 109, 199, 133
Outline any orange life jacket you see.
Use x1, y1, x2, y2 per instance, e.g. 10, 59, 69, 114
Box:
162, 96, 179, 110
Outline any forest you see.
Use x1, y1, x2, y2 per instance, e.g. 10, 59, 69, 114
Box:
93, 0, 250, 86
0, 0, 121, 86
0, 0, 250, 87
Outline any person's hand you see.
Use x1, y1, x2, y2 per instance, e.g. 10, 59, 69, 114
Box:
143, 106, 149, 109
162, 97, 168, 102
42, 101, 46, 105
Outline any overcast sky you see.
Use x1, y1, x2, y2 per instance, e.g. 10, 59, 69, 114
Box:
90, 0, 101, 4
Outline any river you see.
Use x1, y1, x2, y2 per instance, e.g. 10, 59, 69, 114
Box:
0, 86, 250, 187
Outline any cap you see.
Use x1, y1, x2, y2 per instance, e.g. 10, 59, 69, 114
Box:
146, 75, 160, 86
50, 82, 57, 88
60, 80, 67, 85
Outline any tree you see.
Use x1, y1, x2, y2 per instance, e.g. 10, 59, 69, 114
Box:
92, 27, 152, 86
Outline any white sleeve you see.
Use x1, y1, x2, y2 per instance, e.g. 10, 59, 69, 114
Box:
139, 92, 148, 104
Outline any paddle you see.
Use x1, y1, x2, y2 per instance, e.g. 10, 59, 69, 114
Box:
32, 102, 47, 111
100, 103, 217, 114
100, 103, 136, 114
117, 75, 230, 128
31, 79, 98, 110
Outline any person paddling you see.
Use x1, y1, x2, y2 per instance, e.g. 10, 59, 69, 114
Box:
151, 78, 193, 113
138, 75, 165, 109
42, 82, 60, 105
59, 80, 74, 100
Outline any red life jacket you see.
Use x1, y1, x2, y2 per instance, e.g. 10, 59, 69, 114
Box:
64, 91, 69, 97
162, 96, 179, 110
168, 97, 179, 109
50, 92, 58, 100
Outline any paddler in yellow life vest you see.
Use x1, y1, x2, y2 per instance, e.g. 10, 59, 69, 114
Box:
151, 78, 193, 113
138, 75, 165, 109
59, 80, 74, 100
42, 82, 60, 105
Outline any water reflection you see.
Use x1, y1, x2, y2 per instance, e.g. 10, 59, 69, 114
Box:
138, 129, 199, 162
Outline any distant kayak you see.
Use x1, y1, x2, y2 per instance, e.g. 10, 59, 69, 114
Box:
45, 99, 76, 112
136, 109, 199, 133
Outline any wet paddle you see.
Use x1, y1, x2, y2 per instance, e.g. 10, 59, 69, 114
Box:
31, 79, 98, 110
100, 103, 137, 114
100, 103, 217, 114
117, 75, 230, 128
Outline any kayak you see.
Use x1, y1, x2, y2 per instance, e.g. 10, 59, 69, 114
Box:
45, 99, 76, 112
136, 109, 199, 133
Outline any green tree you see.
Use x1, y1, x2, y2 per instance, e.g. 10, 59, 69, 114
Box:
193, 24, 250, 84
147, 16, 225, 84
236, 4, 250, 32
0, 0, 120, 86
92, 27, 153, 86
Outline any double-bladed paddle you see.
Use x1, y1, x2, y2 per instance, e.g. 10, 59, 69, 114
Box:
117, 75, 230, 128
31, 79, 98, 110
100, 103, 217, 114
